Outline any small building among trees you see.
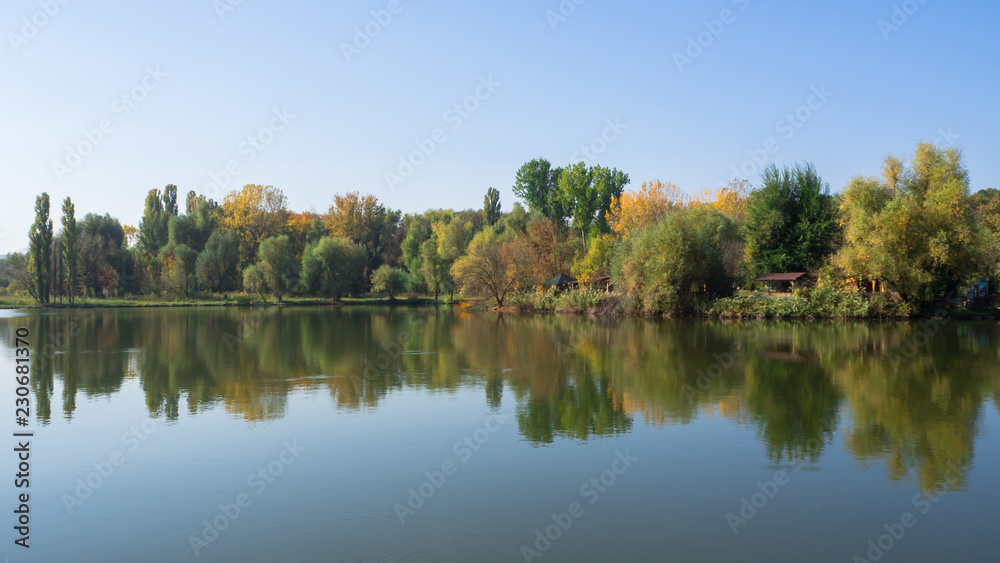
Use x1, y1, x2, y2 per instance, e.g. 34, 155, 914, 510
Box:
753, 272, 809, 294
542, 273, 577, 291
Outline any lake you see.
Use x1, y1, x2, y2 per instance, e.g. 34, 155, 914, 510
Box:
1, 307, 998, 562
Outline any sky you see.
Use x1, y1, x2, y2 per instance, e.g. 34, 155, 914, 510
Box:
1, 0, 997, 254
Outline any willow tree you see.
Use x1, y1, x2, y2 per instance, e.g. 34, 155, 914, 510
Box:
742, 163, 839, 277
612, 206, 738, 314
836, 143, 982, 303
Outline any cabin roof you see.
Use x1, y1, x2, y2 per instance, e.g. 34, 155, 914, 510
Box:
754, 272, 807, 282
542, 273, 577, 286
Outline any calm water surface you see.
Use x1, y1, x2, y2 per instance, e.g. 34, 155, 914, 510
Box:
0, 307, 998, 562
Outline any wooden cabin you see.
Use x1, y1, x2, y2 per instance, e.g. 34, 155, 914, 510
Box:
753, 272, 809, 294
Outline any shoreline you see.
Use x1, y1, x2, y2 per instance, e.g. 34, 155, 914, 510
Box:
2, 296, 996, 321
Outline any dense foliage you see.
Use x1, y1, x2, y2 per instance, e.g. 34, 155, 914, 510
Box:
3, 142, 996, 317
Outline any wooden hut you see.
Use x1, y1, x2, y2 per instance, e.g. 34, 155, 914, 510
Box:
753, 272, 808, 294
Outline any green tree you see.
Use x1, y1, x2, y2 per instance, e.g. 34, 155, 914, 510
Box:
420, 237, 450, 300
572, 232, 615, 280
78, 213, 129, 297
836, 143, 982, 303
484, 187, 501, 227
972, 188, 1000, 279
195, 230, 239, 293
500, 202, 529, 235
742, 163, 839, 277
61, 197, 78, 304
400, 212, 438, 292
29, 193, 53, 304
612, 206, 738, 314
513, 159, 565, 222
254, 235, 298, 303
137, 188, 172, 255
370, 265, 407, 300
168, 195, 220, 253
298, 236, 367, 299
242, 264, 266, 300
161, 244, 197, 297
558, 163, 629, 250
163, 184, 178, 215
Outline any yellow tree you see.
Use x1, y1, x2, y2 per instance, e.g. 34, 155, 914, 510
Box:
691, 179, 752, 225
221, 184, 288, 267
606, 180, 683, 239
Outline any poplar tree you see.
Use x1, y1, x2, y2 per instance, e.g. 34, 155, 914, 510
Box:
61, 197, 78, 304
28, 193, 53, 304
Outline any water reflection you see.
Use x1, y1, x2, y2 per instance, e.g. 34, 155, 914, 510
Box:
2, 308, 997, 493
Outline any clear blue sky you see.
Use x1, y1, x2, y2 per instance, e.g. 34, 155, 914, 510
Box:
2, 0, 997, 254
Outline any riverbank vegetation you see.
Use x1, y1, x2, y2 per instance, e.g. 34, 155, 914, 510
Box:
2, 142, 997, 318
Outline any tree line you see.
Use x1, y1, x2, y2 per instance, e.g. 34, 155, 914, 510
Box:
2, 141, 997, 313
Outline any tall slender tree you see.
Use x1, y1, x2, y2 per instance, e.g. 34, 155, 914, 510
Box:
163, 184, 179, 216
61, 197, 78, 304
138, 189, 168, 255
29, 193, 53, 304
484, 187, 501, 227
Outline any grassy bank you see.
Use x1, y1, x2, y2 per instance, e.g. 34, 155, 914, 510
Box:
0, 294, 449, 309
704, 288, 914, 319
4, 290, 995, 321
